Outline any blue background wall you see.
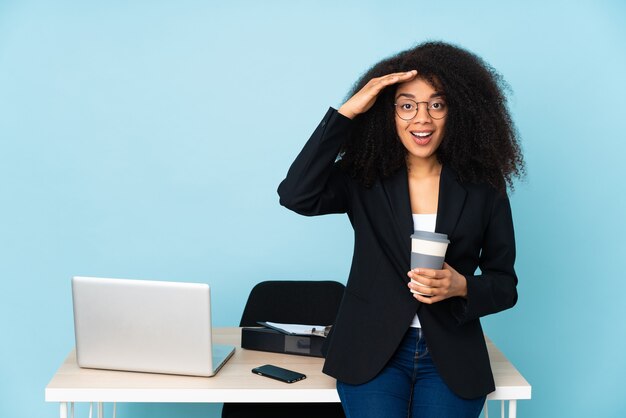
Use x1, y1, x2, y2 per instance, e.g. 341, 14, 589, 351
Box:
1, 1, 625, 417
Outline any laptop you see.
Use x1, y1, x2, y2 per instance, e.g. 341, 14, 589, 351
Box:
71, 276, 235, 377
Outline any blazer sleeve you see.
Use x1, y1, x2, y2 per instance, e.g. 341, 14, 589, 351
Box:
277, 108, 353, 216
453, 192, 518, 324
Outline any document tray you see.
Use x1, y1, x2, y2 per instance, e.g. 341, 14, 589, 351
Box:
241, 327, 325, 358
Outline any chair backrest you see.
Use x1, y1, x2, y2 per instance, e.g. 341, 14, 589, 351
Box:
239, 280, 345, 327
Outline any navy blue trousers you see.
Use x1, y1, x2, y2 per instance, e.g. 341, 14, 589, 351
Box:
337, 327, 485, 418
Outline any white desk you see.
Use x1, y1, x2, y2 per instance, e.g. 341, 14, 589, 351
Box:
45, 328, 530, 418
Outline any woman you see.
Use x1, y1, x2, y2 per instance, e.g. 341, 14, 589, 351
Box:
278, 41, 524, 418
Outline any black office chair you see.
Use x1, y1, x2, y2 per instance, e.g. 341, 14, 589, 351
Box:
221, 280, 347, 418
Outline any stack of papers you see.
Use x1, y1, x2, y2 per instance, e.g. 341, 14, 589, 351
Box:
257, 321, 331, 337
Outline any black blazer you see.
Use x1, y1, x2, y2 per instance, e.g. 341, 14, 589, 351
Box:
278, 108, 518, 399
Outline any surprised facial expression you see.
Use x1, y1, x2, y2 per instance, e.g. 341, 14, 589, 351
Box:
394, 78, 447, 164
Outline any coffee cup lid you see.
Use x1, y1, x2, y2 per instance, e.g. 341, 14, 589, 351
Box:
411, 230, 450, 244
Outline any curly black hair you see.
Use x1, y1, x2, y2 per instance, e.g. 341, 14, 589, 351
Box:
339, 41, 525, 193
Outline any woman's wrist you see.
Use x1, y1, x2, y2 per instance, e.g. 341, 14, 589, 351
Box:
457, 274, 468, 299
337, 105, 356, 120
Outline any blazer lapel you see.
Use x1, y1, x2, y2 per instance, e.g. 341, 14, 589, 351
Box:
380, 166, 413, 277
382, 165, 413, 246
436, 165, 467, 237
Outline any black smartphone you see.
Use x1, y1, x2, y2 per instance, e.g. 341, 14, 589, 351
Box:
251, 364, 307, 383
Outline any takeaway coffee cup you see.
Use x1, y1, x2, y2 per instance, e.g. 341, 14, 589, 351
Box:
410, 230, 450, 295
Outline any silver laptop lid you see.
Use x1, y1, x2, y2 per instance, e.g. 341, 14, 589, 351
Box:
72, 276, 233, 377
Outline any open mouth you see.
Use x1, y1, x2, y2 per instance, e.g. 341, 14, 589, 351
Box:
410, 131, 433, 145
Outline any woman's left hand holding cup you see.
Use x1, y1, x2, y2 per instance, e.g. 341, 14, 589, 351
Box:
407, 262, 468, 304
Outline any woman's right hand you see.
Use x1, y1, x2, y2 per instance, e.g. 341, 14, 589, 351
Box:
338, 70, 417, 119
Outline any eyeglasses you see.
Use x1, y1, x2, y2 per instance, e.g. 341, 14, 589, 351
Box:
394, 97, 447, 120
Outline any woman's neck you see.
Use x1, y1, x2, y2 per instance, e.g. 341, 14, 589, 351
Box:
406, 156, 442, 179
